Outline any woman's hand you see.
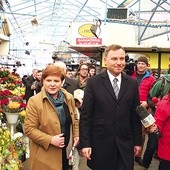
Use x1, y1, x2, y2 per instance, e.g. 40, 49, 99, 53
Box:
51, 133, 65, 148
74, 137, 79, 147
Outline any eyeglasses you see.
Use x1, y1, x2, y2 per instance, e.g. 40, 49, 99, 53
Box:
80, 68, 88, 71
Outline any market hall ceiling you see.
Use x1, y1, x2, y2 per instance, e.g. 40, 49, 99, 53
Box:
0, 0, 170, 46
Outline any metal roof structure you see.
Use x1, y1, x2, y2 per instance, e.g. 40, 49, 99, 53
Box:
0, 0, 170, 49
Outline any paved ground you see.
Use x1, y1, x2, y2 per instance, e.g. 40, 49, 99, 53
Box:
23, 135, 159, 170
78, 156, 159, 170
23, 155, 159, 170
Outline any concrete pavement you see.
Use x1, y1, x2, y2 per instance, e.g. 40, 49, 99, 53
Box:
23, 155, 159, 170
23, 135, 159, 170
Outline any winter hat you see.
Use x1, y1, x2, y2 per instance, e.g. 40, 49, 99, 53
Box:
73, 89, 84, 105
137, 56, 148, 66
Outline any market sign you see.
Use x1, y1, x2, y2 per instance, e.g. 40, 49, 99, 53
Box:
78, 24, 94, 37
70, 22, 104, 46
76, 38, 102, 45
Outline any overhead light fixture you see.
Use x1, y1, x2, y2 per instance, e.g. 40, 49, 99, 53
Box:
25, 42, 29, 46
31, 18, 38, 26
90, 19, 101, 38
25, 50, 30, 55
2, 19, 11, 36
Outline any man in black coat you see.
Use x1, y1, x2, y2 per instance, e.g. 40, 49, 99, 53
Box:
24, 69, 38, 103
80, 44, 142, 170
62, 77, 79, 95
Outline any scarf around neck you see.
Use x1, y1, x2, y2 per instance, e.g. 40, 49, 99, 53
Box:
47, 90, 66, 133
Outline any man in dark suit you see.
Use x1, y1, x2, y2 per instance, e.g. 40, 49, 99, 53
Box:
24, 69, 38, 103
80, 44, 142, 170
63, 77, 79, 95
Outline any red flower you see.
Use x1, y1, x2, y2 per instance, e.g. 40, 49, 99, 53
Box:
0, 89, 13, 98
20, 102, 26, 109
11, 96, 22, 102
20, 94, 25, 99
0, 98, 9, 105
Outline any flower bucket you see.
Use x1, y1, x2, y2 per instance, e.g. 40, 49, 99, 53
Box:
5, 112, 19, 124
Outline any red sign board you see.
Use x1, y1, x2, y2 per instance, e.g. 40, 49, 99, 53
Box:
76, 38, 102, 45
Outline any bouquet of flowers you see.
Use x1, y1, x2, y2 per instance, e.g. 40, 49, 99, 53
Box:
0, 89, 26, 131
0, 68, 22, 90
0, 68, 27, 169
0, 123, 25, 170
11, 132, 27, 161
0, 89, 26, 114
18, 110, 26, 124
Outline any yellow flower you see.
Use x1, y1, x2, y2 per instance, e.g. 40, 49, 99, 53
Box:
14, 165, 19, 170
8, 102, 20, 110
5, 130, 10, 136
1, 140, 4, 145
0, 156, 3, 164
19, 110, 26, 116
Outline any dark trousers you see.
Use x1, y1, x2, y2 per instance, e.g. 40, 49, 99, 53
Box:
159, 159, 170, 170
91, 148, 127, 170
116, 150, 127, 170
142, 133, 158, 168
62, 147, 69, 170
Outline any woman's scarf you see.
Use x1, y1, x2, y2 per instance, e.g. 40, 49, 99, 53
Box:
47, 90, 66, 133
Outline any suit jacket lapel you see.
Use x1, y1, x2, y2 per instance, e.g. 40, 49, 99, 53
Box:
100, 70, 117, 100
100, 71, 128, 101
117, 73, 128, 101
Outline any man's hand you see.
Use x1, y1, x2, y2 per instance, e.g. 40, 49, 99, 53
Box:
140, 101, 148, 108
147, 124, 158, 133
134, 146, 142, 156
81, 147, 92, 160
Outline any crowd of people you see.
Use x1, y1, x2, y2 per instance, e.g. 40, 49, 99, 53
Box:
20, 44, 170, 170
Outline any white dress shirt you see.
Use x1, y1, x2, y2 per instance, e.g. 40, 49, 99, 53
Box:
107, 70, 121, 89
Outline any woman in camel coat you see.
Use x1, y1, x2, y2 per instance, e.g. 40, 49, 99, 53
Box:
24, 64, 79, 170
